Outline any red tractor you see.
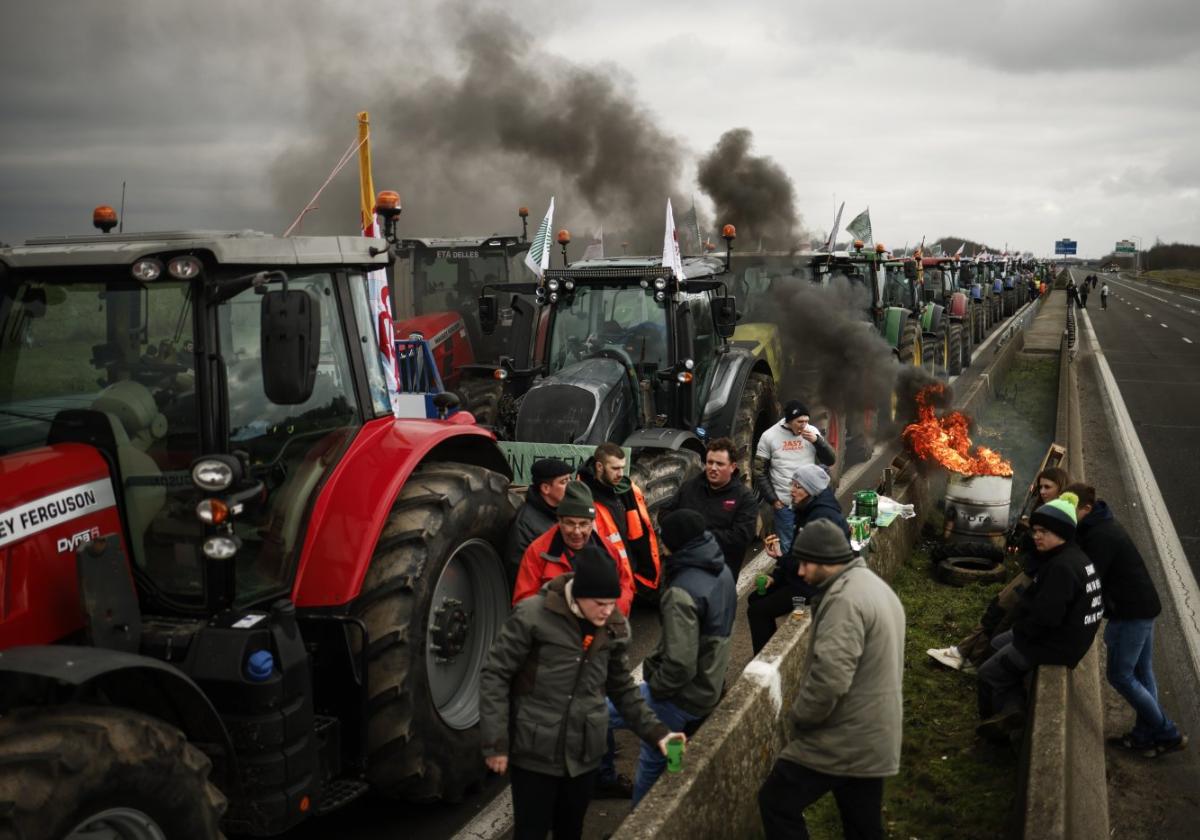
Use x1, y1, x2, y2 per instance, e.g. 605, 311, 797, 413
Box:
0, 205, 517, 838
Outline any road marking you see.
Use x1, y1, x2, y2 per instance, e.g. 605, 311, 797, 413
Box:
1111, 279, 1172, 305
1162, 323, 1169, 328
1185, 337, 1194, 344
1146, 314, 1152, 319
1080, 308, 1200, 687
1183, 294, 1200, 304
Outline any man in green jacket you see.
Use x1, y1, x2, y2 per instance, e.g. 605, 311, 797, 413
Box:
480, 547, 681, 840
758, 519, 906, 840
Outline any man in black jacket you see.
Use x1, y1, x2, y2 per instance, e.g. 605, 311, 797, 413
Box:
977, 492, 1103, 741
1070, 483, 1187, 757
505, 458, 574, 570
660, 437, 759, 578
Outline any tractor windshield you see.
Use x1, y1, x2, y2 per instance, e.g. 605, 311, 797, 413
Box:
546, 284, 669, 374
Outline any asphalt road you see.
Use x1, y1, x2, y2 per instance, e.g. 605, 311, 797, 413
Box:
1075, 269, 1200, 573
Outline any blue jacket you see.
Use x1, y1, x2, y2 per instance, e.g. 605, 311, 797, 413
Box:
773, 487, 851, 598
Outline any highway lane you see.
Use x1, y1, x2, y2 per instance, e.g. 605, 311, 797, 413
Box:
1070, 269, 1200, 574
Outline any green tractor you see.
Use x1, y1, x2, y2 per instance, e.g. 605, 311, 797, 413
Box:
475, 253, 779, 511
918, 255, 973, 375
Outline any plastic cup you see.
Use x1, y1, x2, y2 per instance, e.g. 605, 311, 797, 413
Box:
666, 736, 684, 773
791, 596, 809, 620
755, 573, 769, 596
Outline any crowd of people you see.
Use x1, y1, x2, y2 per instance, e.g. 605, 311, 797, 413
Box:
479, 402, 1185, 839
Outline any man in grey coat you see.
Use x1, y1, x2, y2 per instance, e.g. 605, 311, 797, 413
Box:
758, 520, 906, 840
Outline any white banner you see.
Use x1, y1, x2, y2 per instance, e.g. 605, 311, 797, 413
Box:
0, 478, 117, 548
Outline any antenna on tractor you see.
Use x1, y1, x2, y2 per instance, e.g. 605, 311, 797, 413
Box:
119, 181, 126, 232
722, 224, 737, 273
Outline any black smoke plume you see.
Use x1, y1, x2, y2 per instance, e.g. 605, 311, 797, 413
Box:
697, 128, 800, 249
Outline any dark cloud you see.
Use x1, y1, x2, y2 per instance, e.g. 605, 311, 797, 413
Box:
697, 128, 801, 248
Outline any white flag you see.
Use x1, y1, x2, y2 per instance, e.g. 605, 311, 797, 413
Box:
582, 224, 605, 261
824, 201, 844, 251
954, 242, 965, 257
662, 198, 685, 281
523, 197, 555, 278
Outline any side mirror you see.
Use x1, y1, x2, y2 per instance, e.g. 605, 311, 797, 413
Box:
478, 295, 498, 335
260, 289, 319, 405
714, 295, 738, 338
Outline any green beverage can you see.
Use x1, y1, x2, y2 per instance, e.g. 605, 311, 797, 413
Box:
848, 516, 871, 544
755, 573, 769, 596
666, 736, 684, 773
854, 490, 878, 520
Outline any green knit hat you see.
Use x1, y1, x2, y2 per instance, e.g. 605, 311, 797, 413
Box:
1031, 491, 1079, 540
556, 481, 596, 520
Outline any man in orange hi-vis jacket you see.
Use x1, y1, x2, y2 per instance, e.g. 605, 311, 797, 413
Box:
578, 442, 662, 599
512, 481, 635, 617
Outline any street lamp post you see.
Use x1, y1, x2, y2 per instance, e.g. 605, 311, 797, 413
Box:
1132, 235, 1143, 274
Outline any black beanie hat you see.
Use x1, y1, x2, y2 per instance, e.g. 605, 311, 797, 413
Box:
556, 481, 596, 519
660, 509, 707, 552
783, 400, 810, 422
571, 545, 621, 599
790, 519, 856, 565
531, 458, 572, 485
1030, 491, 1079, 541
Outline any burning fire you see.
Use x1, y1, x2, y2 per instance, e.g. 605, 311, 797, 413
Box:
902, 384, 1013, 477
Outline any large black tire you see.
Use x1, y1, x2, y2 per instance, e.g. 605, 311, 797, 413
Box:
354, 461, 516, 802
898, 321, 921, 368
931, 540, 1005, 566
972, 305, 985, 345
947, 322, 964, 376
453, 376, 502, 427
937, 557, 1008, 587
631, 449, 703, 515
731, 371, 778, 490
0, 705, 226, 840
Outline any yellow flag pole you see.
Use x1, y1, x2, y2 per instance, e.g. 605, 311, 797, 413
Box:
357, 111, 376, 236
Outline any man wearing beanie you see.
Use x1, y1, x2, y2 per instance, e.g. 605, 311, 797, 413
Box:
579, 442, 663, 599
759, 519, 905, 840
660, 436, 759, 577
748, 463, 851, 654
977, 492, 1103, 742
506, 458, 574, 570
609, 509, 736, 806
481, 549, 682, 840
512, 481, 636, 617
754, 400, 837, 557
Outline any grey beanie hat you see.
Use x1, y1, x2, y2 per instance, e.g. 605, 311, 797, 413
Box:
791, 464, 831, 496
790, 519, 856, 565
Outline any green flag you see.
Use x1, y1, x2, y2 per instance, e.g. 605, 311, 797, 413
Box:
845, 207, 872, 245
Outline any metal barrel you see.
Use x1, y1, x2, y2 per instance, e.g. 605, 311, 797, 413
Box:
944, 473, 1012, 547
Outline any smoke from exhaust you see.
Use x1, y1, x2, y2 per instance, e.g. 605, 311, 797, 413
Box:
697, 128, 801, 249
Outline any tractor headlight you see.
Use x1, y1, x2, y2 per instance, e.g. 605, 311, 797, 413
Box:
168, 255, 203, 279
549, 292, 559, 303
682, 358, 695, 370
654, 277, 668, 290
195, 498, 229, 525
654, 290, 666, 303
131, 258, 163, 281
564, 280, 575, 291
203, 535, 241, 560
192, 458, 235, 491
548, 279, 560, 291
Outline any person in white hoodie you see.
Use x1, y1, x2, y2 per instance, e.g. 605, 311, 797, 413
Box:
753, 400, 836, 556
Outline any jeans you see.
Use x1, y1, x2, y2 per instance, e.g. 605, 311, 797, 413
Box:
606, 682, 700, 807
758, 758, 884, 840
510, 765, 598, 840
1104, 619, 1179, 743
977, 629, 1034, 719
747, 585, 795, 654
774, 505, 797, 556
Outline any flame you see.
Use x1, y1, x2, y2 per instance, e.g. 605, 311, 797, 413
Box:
902, 384, 1013, 477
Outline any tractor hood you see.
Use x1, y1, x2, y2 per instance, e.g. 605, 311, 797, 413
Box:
514, 357, 635, 445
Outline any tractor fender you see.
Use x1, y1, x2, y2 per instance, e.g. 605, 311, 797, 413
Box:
947, 292, 969, 320
0, 644, 235, 789
920, 302, 945, 335
882, 307, 911, 349
622, 427, 705, 459
291, 417, 510, 608
699, 347, 768, 440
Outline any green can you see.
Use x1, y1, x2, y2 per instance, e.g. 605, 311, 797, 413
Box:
848, 515, 872, 544
854, 490, 878, 521
666, 736, 684, 773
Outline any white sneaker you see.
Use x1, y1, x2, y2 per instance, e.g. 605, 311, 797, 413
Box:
927, 646, 965, 670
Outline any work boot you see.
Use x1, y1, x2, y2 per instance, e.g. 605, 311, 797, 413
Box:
977, 708, 1025, 744
594, 772, 634, 798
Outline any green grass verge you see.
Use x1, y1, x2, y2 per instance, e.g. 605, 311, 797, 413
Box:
1142, 269, 1200, 289
803, 546, 1019, 839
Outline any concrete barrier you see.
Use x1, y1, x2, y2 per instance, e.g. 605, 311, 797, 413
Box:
1018, 325, 1109, 840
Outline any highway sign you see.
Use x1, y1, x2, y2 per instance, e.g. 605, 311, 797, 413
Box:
1115, 239, 1137, 254
1054, 239, 1077, 255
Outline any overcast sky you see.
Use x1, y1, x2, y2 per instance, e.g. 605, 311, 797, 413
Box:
2, 0, 1197, 258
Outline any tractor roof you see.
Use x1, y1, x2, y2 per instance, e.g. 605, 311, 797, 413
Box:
547, 254, 726, 281
397, 235, 526, 249
0, 230, 389, 269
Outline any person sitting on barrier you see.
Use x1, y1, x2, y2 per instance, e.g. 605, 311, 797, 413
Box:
506, 458, 575, 570
758, 519, 906, 840
754, 401, 837, 558
927, 466, 1070, 671
512, 481, 635, 617
660, 436, 759, 578
480, 548, 683, 840
976, 492, 1103, 742
602, 509, 737, 808
748, 464, 850, 655
1069, 482, 1188, 758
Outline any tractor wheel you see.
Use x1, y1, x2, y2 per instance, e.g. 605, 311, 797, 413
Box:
354, 461, 516, 802
898, 321, 921, 368
632, 449, 703, 515
948, 322, 964, 376
0, 705, 226, 840
731, 372, 778, 489
453, 376, 502, 427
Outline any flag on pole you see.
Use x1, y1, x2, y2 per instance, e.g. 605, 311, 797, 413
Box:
662, 198, 685, 281
357, 111, 402, 417
824, 202, 845, 251
954, 242, 965, 257
679, 198, 702, 254
582, 224, 605, 261
523, 197, 555, 278
845, 207, 872, 245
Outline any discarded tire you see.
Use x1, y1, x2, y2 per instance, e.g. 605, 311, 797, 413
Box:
937, 556, 1008, 586
930, 540, 1004, 566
